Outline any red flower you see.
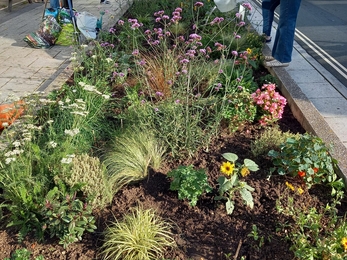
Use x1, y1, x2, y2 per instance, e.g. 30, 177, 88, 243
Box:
313, 167, 319, 173
298, 171, 305, 177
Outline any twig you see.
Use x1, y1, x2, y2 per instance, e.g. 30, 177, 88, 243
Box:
234, 239, 243, 260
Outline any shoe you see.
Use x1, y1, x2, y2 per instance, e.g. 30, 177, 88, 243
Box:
265, 59, 290, 67
265, 36, 271, 43
264, 55, 275, 61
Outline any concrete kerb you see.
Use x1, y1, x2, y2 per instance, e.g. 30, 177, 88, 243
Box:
42, 0, 132, 95
264, 47, 347, 186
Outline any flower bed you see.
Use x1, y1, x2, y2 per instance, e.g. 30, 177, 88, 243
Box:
0, 1, 347, 259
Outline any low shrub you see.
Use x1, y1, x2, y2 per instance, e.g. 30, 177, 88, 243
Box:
56, 154, 114, 209
250, 125, 300, 157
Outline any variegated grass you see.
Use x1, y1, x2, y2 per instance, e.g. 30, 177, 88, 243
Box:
101, 206, 176, 260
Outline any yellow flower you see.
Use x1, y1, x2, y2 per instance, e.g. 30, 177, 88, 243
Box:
246, 48, 252, 54
240, 167, 250, 177
341, 237, 347, 251
285, 181, 295, 191
221, 161, 234, 176
297, 187, 304, 195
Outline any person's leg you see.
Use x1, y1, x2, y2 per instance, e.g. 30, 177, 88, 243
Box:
272, 0, 302, 63
262, 0, 280, 38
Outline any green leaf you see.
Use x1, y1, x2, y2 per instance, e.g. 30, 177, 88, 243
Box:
244, 159, 259, 171
285, 138, 297, 144
243, 183, 255, 192
240, 188, 254, 209
217, 176, 228, 186
222, 153, 238, 163
267, 149, 278, 157
229, 173, 238, 186
225, 199, 235, 215
68, 221, 76, 233
214, 195, 226, 201
62, 216, 72, 223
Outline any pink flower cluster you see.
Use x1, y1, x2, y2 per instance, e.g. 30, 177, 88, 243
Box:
251, 83, 287, 125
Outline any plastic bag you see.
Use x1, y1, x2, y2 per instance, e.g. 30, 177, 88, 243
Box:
58, 8, 73, 24
44, 8, 59, 19
55, 23, 77, 46
24, 32, 51, 49
37, 16, 61, 46
76, 11, 97, 40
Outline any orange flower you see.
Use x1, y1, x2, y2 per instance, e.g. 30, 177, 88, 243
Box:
313, 167, 319, 173
298, 171, 305, 177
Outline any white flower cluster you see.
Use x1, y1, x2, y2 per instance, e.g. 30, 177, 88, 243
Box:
61, 154, 75, 164
64, 128, 80, 137
48, 141, 57, 148
78, 82, 110, 99
3, 140, 24, 164
58, 98, 89, 117
4, 149, 24, 156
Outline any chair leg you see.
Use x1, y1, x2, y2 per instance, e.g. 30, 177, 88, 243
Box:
42, 0, 49, 20
8, 0, 13, 12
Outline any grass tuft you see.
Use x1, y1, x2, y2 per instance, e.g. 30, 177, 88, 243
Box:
101, 206, 176, 260
103, 127, 166, 192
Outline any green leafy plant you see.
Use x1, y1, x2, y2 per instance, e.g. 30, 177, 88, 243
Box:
247, 224, 265, 250
221, 90, 257, 132
167, 165, 212, 207
215, 152, 259, 214
276, 195, 347, 259
4, 248, 44, 260
41, 187, 97, 248
268, 133, 344, 193
101, 207, 176, 260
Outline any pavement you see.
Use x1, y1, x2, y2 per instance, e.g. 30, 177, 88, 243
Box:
248, 1, 347, 182
0, 0, 130, 101
0, 1, 346, 182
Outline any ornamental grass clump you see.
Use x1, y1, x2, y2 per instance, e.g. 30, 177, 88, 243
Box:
101, 207, 176, 260
103, 127, 166, 192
